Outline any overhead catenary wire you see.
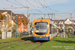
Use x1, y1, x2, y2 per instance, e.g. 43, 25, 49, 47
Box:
6, 0, 54, 14
6, 0, 35, 12
70, 10, 75, 19
44, 0, 53, 13
3, 7, 28, 9
6, 0, 22, 6
38, 0, 49, 13
14, 0, 43, 13
6, 0, 28, 8
26, 0, 43, 13
44, 0, 58, 12
6, 0, 43, 13
5, 0, 70, 16
15, 0, 27, 8
34, 0, 49, 13
44, 0, 56, 20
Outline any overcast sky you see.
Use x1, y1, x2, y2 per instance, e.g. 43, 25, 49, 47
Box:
0, 0, 75, 21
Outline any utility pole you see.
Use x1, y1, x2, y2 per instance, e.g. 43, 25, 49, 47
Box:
64, 22, 65, 38
27, 7, 30, 36
54, 14, 55, 19
16, 15, 17, 38
70, 13, 72, 19
11, 10, 13, 32
48, 14, 50, 19
51, 14, 53, 19
6, 12, 8, 32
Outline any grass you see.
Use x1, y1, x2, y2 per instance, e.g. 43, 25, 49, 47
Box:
68, 33, 75, 38
0, 38, 21, 42
56, 35, 60, 37
0, 37, 75, 50
1, 41, 31, 50
0, 35, 30, 42
36, 38, 75, 50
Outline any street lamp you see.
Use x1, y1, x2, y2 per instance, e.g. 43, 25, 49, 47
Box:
64, 21, 66, 38
16, 15, 17, 38
5, 12, 8, 32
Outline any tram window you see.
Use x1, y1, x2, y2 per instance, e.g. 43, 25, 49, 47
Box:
50, 24, 52, 34
34, 22, 48, 33
50, 24, 57, 34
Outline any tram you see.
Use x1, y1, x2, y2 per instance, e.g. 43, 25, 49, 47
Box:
33, 18, 58, 41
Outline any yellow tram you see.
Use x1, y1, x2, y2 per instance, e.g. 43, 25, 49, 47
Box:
33, 18, 58, 41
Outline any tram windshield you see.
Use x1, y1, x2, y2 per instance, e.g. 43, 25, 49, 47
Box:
34, 22, 48, 34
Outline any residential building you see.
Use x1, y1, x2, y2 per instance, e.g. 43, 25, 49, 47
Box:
13, 14, 29, 32
13, 14, 29, 28
0, 10, 15, 20
0, 10, 16, 31
51, 18, 75, 31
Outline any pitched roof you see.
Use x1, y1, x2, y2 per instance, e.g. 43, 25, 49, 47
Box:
0, 10, 16, 16
13, 14, 29, 25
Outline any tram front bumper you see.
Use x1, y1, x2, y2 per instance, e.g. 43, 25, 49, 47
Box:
34, 37, 50, 41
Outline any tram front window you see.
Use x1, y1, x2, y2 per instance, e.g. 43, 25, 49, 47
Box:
34, 22, 48, 35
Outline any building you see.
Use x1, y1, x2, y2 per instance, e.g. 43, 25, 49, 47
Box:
0, 10, 16, 31
51, 18, 75, 32
0, 10, 29, 32
13, 14, 29, 27
0, 10, 15, 19
13, 14, 29, 32
18, 23, 25, 32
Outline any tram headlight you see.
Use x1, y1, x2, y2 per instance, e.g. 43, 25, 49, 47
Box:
46, 35, 48, 37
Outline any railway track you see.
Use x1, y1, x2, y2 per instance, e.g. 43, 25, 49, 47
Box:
20, 41, 45, 50
0, 37, 46, 50
0, 41, 33, 49
33, 42, 45, 50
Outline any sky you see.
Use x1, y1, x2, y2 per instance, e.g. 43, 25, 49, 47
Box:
0, 0, 75, 21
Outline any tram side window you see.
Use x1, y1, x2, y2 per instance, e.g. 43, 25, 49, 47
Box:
53, 27, 57, 33
50, 24, 57, 34
50, 24, 51, 34
50, 24, 53, 34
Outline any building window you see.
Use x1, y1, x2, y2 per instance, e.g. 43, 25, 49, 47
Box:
22, 16, 23, 18
19, 17, 20, 18
22, 29, 23, 31
22, 26, 23, 27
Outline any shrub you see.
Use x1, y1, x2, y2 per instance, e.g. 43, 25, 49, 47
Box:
0, 31, 2, 34
8, 30, 11, 32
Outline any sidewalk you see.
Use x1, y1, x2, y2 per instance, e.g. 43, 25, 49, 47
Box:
57, 32, 68, 38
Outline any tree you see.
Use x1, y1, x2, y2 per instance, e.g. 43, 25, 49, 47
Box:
0, 12, 6, 20
22, 20, 28, 25
12, 25, 16, 36
8, 21, 12, 27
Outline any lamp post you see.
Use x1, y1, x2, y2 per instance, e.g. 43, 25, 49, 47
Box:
5, 12, 8, 32
27, 7, 30, 36
11, 10, 12, 32
64, 22, 66, 38
16, 15, 17, 38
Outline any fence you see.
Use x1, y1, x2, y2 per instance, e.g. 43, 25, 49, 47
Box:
66, 32, 75, 38
0, 31, 33, 39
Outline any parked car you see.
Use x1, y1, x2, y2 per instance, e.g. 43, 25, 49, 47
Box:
22, 31, 28, 35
